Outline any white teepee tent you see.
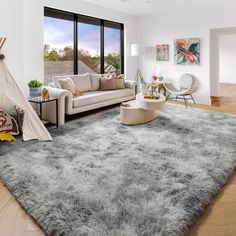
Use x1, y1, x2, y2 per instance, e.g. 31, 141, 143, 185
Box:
0, 53, 52, 141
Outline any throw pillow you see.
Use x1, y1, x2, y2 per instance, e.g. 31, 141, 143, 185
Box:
90, 73, 101, 91
72, 73, 92, 93
100, 74, 117, 91
58, 77, 76, 95
115, 74, 126, 89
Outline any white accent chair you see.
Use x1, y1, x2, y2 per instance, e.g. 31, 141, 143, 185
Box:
164, 74, 198, 108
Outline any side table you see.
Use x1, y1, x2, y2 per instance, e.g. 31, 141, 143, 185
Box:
28, 97, 58, 128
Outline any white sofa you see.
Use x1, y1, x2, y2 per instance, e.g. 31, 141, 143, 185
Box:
43, 73, 137, 126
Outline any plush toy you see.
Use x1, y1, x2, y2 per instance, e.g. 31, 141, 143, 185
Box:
42, 88, 49, 101
0, 133, 16, 141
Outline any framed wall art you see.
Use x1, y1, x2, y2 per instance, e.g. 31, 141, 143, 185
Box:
174, 38, 200, 65
156, 44, 169, 61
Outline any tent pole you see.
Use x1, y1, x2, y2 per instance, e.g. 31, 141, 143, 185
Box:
0, 38, 6, 49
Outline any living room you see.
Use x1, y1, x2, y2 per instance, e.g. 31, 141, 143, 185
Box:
0, 0, 236, 236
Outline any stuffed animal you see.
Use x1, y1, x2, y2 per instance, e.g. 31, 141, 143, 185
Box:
42, 88, 49, 100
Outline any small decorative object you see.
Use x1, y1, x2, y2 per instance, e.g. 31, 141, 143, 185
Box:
152, 75, 158, 82
144, 94, 160, 99
42, 88, 49, 101
174, 38, 200, 65
156, 44, 169, 61
28, 80, 43, 98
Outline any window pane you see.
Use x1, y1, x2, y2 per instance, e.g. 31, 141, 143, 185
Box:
104, 27, 121, 74
78, 22, 101, 74
44, 16, 74, 84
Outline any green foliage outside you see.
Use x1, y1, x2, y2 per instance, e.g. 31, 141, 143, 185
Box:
44, 44, 120, 72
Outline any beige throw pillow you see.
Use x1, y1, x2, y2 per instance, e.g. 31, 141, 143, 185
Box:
72, 73, 92, 93
58, 77, 76, 95
90, 73, 101, 91
100, 74, 117, 91
115, 74, 126, 89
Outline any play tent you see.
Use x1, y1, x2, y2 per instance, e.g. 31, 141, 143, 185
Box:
0, 54, 52, 141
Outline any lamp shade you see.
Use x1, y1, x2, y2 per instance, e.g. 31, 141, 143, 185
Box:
131, 44, 140, 56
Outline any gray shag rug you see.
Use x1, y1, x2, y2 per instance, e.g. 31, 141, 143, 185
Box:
0, 104, 236, 236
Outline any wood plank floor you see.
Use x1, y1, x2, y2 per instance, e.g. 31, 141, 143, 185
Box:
1, 88, 236, 236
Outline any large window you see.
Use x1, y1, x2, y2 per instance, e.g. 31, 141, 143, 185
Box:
44, 7, 124, 84
104, 23, 122, 74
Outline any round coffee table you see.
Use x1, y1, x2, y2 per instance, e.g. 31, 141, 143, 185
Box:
120, 93, 166, 125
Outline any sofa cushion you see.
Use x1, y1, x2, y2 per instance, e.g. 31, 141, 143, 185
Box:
72, 73, 92, 93
90, 73, 101, 91
100, 74, 117, 91
73, 89, 134, 108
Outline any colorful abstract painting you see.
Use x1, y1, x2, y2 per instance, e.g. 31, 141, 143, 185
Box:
156, 44, 169, 61
174, 38, 200, 65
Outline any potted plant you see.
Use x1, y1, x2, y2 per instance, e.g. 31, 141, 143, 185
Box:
28, 80, 43, 98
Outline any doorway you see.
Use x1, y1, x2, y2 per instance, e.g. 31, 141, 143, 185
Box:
219, 34, 236, 102
210, 27, 236, 108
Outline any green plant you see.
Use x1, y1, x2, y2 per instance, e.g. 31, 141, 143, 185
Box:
28, 80, 43, 88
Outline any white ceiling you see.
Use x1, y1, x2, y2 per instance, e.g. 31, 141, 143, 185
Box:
82, 0, 230, 16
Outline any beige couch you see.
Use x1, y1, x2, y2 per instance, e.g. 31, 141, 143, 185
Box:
44, 73, 136, 126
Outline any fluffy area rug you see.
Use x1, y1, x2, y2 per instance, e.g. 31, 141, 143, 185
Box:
0, 104, 236, 236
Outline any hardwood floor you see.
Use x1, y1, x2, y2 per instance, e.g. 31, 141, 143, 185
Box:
220, 83, 236, 98
1, 91, 236, 236
0, 182, 46, 236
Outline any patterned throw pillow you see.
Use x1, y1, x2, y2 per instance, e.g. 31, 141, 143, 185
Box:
100, 74, 117, 91
58, 77, 76, 95
0, 109, 14, 134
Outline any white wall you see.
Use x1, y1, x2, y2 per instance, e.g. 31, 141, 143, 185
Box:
24, 0, 44, 90
23, 0, 137, 86
137, 2, 236, 104
219, 34, 236, 84
0, 0, 25, 91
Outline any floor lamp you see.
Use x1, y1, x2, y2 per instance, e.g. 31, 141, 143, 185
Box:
131, 44, 144, 84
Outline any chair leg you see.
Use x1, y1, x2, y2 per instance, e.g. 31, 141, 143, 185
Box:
183, 96, 188, 108
190, 94, 196, 104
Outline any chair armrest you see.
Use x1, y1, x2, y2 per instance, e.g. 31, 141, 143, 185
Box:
124, 80, 137, 89
43, 87, 73, 126
163, 82, 179, 93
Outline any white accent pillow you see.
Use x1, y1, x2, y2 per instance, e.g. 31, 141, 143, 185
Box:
90, 73, 101, 91
71, 73, 92, 93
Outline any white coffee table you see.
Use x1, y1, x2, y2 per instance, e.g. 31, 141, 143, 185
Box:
120, 93, 166, 125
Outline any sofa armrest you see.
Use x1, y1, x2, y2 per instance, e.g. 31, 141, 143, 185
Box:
43, 87, 73, 126
124, 80, 137, 89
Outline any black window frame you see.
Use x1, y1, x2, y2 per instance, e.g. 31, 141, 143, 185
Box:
44, 7, 125, 75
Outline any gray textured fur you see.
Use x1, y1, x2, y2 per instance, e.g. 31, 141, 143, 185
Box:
0, 104, 236, 236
